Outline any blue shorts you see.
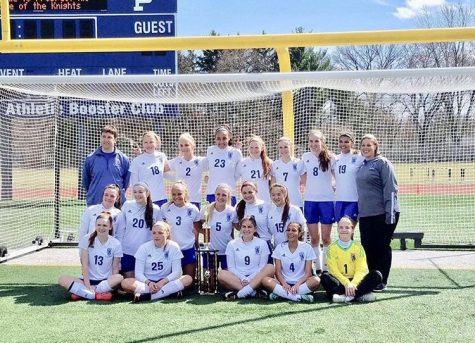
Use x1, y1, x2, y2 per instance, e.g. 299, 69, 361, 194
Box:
181, 247, 196, 267
121, 254, 135, 273
266, 240, 274, 264
191, 202, 201, 210
334, 201, 358, 222
202, 254, 228, 270
207, 194, 237, 206
304, 201, 335, 224
154, 199, 168, 207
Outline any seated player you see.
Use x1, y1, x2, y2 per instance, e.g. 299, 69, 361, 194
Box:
262, 222, 319, 302
217, 216, 275, 300
320, 217, 382, 303
58, 212, 123, 301
121, 221, 192, 302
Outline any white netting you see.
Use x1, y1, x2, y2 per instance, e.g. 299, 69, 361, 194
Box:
0, 68, 474, 254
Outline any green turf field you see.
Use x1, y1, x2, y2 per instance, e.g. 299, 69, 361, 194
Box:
0, 265, 473, 343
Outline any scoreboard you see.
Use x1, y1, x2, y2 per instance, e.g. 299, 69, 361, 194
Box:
0, 0, 177, 76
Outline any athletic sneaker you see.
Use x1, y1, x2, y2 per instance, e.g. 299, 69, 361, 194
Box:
332, 294, 354, 303
356, 292, 376, 302
373, 283, 387, 292
224, 291, 238, 300
269, 292, 280, 301
95, 292, 113, 301
70, 294, 81, 301
255, 289, 268, 299
299, 294, 314, 303
133, 293, 151, 303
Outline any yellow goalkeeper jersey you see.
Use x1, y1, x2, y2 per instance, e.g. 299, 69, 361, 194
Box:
326, 240, 368, 286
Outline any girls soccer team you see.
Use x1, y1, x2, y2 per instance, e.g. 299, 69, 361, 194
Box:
60, 125, 399, 304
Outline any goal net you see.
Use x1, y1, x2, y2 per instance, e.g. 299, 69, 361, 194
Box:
0, 68, 474, 256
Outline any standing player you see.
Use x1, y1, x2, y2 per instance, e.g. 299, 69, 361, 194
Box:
302, 130, 336, 273
320, 217, 382, 303
263, 222, 319, 302
79, 184, 123, 241
205, 125, 242, 206
161, 181, 201, 279
168, 132, 206, 209
271, 137, 304, 209
82, 125, 130, 206
58, 212, 123, 301
121, 221, 193, 302
129, 131, 169, 207
267, 183, 306, 247
334, 132, 364, 224
116, 182, 162, 278
218, 216, 275, 299
237, 135, 272, 202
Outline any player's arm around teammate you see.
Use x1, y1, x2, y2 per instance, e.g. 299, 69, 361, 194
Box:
262, 222, 319, 302
218, 216, 275, 299
59, 212, 123, 301
121, 221, 192, 302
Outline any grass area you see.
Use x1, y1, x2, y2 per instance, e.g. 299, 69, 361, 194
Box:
0, 265, 473, 343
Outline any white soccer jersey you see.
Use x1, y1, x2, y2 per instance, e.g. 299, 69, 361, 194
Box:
205, 145, 242, 195
79, 234, 123, 281
79, 204, 123, 241
272, 241, 315, 284
129, 151, 168, 202
271, 158, 304, 207
200, 205, 238, 254
237, 157, 272, 202
225, 236, 269, 278
302, 152, 336, 201
118, 200, 162, 256
162, 202, 200, 250
168, 156, 206, 203
134, 240, 183, 281
335, 153, 364, 202
268, 204, 306, 246
239, 199, 272, 241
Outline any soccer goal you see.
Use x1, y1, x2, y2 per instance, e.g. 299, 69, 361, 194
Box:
0, 68, 474, 256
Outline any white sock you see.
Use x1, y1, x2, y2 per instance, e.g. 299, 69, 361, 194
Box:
322, 245, 329, 272
95, 280, 113, 293
151, 280, 184, 300
134, 281, 150, 294
273, 284, 299, 301
298, 283, 312, 295
237, 285, 254, 298
313, 245, 322, 271
70, 281, 95, 300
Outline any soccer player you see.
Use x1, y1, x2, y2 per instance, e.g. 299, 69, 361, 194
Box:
262, 222, 319, 302
129, 131, 169, 207
218, 216, 275, 299
237, 135, 272, 202
58, 212, 123, 301
168, 132, 206, 209
121, 221, 193, 302
78, 184, 123, 241
267, 183, 306, 247
334, 131, 364, 224
356, 134, 400, 292
301, 129, 336, 273
115, 182, 162, 278
161, 181, 201, 279
270, 137, 304, 209
320, 217, 382, 303
205, 125, 242, 206
82, 125, 130, 206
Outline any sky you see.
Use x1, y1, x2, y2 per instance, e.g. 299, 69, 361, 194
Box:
177, 0, 472, 36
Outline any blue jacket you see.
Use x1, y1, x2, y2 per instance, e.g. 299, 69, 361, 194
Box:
82, 147, 130, 206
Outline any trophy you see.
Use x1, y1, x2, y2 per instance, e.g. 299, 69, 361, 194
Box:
196, 219, 219, 295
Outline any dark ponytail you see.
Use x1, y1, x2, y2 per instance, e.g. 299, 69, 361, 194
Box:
144, 192, 154, 230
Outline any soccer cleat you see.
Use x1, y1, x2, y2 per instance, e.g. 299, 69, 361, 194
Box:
95, 292, 113, 301
223, 291, 238, 300
133, 293, 151, 303
356, 292, 376, 302
373, 283, 387, 292
255, 289, 268, 299
299, 294, 314, 303
269, 292, 280, 301
332, 294, 354, 303
70, 294, 81, 301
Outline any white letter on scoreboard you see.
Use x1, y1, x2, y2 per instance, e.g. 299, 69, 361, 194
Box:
134, 0, 153, 12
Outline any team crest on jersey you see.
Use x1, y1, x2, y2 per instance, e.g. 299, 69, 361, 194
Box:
226, 214, 232, 222
351, 157, 357, 164
369, 162, 376, 170
107, 248, 112, 257
128, 209, 132, 213
194, 159, 199, 166
147, 254, 152, 257
141, 162, 145, 165
187, 209, 193, 217
306, 159, 310, 163
299, 252, 305, 261
293, 163, 297, 171
228, 152, 233, 159
158, 157, 163, 163
164, 251, 169, 260
258, 206, 263, 214
113, 217, 117, 222
255, 246, 260, 255
242, 164, 247, 168
351, 253, 356, 262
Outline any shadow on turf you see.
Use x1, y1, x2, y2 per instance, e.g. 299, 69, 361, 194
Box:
0, 284, 71, 306
122, 289, 440, 343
